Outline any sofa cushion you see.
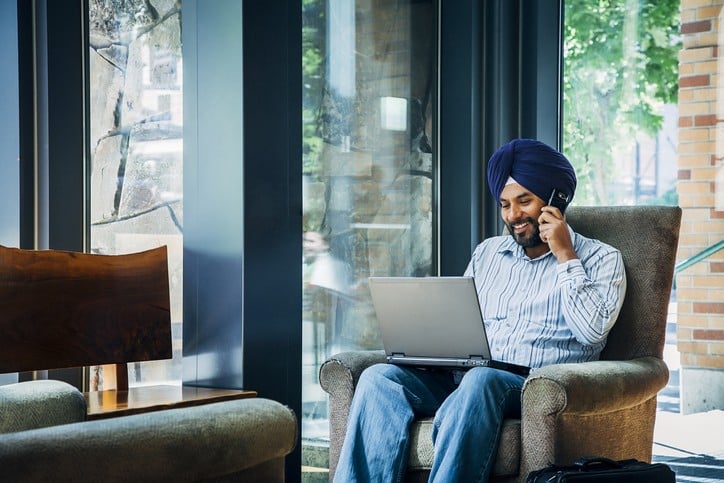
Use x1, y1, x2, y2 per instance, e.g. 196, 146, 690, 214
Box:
0, 380, 87, 434
407, 417, 520, 476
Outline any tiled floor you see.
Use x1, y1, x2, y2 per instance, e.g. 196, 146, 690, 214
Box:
653, 409, 724, 482
651, 305, 724, 483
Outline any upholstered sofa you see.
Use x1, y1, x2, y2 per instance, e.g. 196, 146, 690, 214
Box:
0, 379, 297, 482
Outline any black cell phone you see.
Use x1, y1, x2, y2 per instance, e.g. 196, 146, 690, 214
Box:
547, 188, 570, 214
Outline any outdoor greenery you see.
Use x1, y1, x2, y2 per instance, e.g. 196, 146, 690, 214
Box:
563, 0, 681, 205
302, 0, 325, 179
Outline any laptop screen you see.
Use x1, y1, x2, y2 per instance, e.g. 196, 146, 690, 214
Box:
368, 276, 492, 361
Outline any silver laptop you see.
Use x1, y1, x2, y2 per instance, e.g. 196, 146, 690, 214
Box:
368, 276, 530, 376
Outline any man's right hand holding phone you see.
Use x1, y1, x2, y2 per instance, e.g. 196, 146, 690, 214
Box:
539, 189, 577, 263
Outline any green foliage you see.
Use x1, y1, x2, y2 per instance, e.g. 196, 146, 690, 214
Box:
302, 0, 325, 176
564, 0, 680, 205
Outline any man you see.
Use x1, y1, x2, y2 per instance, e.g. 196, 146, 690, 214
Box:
334, 139, 627, 482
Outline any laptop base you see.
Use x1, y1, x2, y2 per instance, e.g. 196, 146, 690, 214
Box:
386, 355, 531, 377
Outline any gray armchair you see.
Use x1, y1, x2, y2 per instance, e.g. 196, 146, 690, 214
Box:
320, 205, 681, 482
0, 380, 297, 482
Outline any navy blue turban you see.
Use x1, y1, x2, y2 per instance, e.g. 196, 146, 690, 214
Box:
487, 139, 577, 205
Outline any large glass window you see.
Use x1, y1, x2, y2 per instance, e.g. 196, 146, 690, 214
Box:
563, 0, 680, 206
302, 0, 437, 473
0, 1, 19, 387
563, 0, 681, 418
1, 0, 19, 250
88, 0, 183, 388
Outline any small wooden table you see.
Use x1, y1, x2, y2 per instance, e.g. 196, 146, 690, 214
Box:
84, 385, 257, 420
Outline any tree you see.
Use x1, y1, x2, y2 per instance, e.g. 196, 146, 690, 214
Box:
302, 0, 325, 179
563, 0, 680, 205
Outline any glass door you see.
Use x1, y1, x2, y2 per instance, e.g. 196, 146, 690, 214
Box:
302, 0, 438, 476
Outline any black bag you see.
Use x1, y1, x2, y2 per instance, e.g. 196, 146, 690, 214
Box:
526, 456, 675, 482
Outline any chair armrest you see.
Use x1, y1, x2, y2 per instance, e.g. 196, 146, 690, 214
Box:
523, 356, 669, 415
319, 350, 386, 479
519, 356, 669, 479
0, 380, 87, 434
0, 398, 297, 482
319, 350, 386, 399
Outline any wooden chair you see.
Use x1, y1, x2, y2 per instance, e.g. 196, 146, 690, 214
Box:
0, 244, 254, 419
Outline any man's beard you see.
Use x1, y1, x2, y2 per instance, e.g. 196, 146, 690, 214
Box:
505, 216, 545, 248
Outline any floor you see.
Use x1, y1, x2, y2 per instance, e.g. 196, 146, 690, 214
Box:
651, 306, 724, 482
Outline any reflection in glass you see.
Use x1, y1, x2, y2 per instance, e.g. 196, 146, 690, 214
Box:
88, 0, 183, 388
302, 0, 437, 473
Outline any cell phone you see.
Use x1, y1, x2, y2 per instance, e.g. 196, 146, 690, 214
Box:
547, 188, 570, 214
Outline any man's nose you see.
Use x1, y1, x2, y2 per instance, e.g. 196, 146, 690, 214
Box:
507, 204, 522, 221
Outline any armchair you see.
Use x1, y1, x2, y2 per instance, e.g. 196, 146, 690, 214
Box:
320, 205, 681, 482
0, 380, 297, 482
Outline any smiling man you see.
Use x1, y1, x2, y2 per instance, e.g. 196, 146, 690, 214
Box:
334, 139, 627, 483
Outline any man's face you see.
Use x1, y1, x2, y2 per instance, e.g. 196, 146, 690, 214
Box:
499, 182, 547, 248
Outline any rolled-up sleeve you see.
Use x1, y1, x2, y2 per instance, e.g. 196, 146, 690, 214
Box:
557, 250, 627, 346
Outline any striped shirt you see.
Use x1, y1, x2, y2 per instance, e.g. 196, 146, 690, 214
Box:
463, 226, 626, 369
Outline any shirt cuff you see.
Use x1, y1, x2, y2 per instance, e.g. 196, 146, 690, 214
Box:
556, 258, 586, 281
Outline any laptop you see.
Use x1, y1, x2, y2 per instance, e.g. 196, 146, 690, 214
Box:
368, 276, 530, 376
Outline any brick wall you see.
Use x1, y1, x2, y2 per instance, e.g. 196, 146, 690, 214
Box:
677, 0, 724, 413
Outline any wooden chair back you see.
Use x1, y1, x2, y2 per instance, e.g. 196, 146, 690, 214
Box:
0, 245, 171, 390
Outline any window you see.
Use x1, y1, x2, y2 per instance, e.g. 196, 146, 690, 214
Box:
563, 0, 684, 416
302, 0, 437, 472
0, 0, 19, 387
0, 0, 19, 250
88, 0, 183, 388
563, 0, 680, 206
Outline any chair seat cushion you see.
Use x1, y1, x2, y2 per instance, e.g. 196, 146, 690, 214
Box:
407, 417, 521, 476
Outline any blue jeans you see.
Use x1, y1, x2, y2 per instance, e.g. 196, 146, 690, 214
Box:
333, 363, 525, 483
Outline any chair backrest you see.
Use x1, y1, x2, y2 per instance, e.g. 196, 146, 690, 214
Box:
0, 245, 172, 379
564, 206, 681, 361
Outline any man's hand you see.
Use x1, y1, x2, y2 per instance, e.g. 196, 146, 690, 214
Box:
538, 206, 578, 263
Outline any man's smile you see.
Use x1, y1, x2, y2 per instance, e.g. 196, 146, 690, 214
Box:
511, 221, 530, 234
